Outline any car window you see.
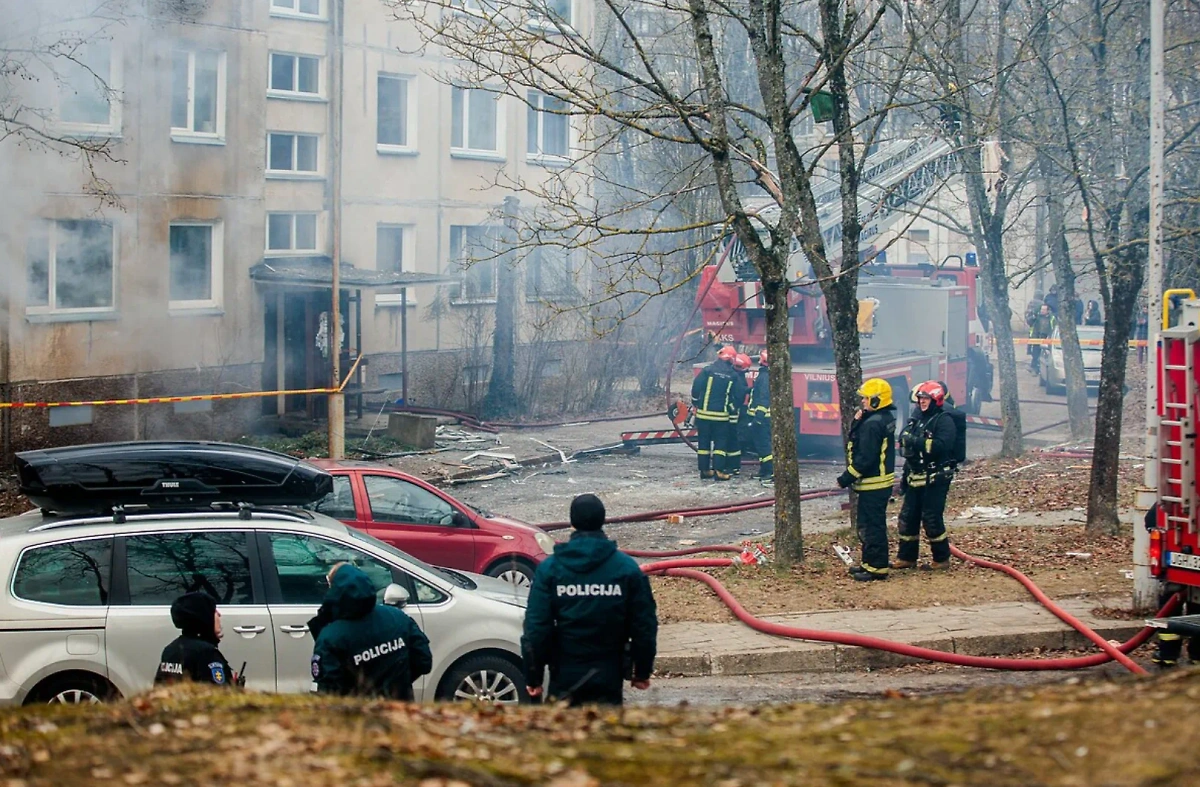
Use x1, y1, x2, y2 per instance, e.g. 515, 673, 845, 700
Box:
13, 537, 113, 606
125, 532, 254, 606
363, 474, 455, 526
309, 474, 356, 520
411, 575, 448, 604
266, 532, 396, 605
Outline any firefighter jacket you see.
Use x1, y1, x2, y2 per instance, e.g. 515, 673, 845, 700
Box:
841, 405, 897, 492
900, 404, 958, 487
729, 371, 749, 423
521, 531, 658, 698
311, 565, 433, 700
749, 365, 771, 419
691, 359, 738, 422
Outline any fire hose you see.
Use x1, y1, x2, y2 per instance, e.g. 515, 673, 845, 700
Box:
538, 489, 847, 531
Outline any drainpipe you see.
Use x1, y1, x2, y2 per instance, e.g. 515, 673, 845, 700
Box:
327, 0, 346, 459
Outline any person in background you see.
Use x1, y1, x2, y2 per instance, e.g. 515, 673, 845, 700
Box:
1084, 299, 1104, 326
749, 350, 773, 487
1136, 305, 1149, 364
1028, 304, 1055, 374
727, 353, 752, 475
691, 346, 739, 481
155, 592, 241, 687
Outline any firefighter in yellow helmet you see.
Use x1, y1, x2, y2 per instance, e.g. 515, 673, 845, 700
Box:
836, 378, 897, 581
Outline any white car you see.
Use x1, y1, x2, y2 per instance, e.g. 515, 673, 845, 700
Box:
1041, 325, 1104, 395
0, 442, 530, 706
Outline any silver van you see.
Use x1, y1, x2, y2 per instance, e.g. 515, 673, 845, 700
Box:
0, 507, 529, 705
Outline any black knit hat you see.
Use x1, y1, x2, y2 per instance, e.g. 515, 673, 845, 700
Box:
170, 591, 218, 640
569, 494, 606, 531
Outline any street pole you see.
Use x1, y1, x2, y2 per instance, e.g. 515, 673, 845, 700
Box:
1133, 0, 1165, 610
327, 0, 346, 459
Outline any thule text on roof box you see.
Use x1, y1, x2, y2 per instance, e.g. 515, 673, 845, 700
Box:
16, 441, 334, 515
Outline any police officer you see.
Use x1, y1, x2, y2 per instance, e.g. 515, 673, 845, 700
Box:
895, 380, 957, 570
521, 494, 658, 706
155, 591, 240, 687
691, 345, 738, 480
311, 564, 433, 699
727, 353, 752, 475
837, 378, 897, 582
749, 350, 773, 487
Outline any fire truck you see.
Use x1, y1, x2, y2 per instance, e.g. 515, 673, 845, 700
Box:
1149, 290, 1200, 633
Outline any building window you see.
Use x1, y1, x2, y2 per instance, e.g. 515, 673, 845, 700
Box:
376, 224, 415, 306
268, 53, 320, 97
450, 87, 501, 157
267, 213, 318, 253
450, 225, 498, 302
270, 0, 324, 18
57, 44, 120, 134
377, 73, 416, 153
531, 0, 572, 27
526, 244, 577, 300
48, 405, 95, 428
527, 91, 569, 160
26, 219, 115, 316
267, 132, 319, 174
907, 228, 931, 264
170, 50, 225, 142
169, 222, 222, 309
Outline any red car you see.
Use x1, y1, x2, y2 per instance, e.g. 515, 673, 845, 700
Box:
308, 460, 553, 587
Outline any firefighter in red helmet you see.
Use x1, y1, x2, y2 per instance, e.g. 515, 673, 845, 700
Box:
895, 380, 957, 570
691, 345, 739, 480
749, 350, 773, 486
728, 354, 752, 475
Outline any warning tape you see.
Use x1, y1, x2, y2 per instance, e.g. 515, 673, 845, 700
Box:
0, 359, 367, 410
1012, 337, 1148, 347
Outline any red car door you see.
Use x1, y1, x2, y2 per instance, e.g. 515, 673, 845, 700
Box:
359, 473, 476, 571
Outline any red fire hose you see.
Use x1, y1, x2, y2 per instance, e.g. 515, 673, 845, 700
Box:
538, 488, 846, 531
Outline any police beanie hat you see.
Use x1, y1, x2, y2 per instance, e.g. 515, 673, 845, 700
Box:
171, 591, 218, 635
570, 493, 606, 531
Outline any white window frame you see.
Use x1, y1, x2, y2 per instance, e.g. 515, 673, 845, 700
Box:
527, 91, 572, 164
528, 0, 574, 32
266, 131, 321, 177
170, 49, 227, 144
449, 225, 499, 304
265, 212, 320, 255
270, 0, 326, 20
54, 44, 122, 137
267, 52, 323, 100
450, 86, 505, 161
375, 224, 417, 307
25, 219, 118, 320
168, 221, 224, 312
376, 73, 418, 155
525, 244, 578, 302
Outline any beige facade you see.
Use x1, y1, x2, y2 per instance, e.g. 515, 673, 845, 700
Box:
0, 0, 590, 453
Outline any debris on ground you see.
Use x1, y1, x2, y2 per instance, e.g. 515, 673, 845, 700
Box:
959, 506, 1020, 520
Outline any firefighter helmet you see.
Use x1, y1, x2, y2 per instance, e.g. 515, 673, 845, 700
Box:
857, 378, 893, 410
910, 383, 921, 404
914, 380, 945, 407
717, 346, 737, 362
734, 353, 752, 371
759, 349, 768, 365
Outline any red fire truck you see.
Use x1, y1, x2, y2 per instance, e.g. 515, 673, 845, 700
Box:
1149, 289, 1200, 632
695, 249, 994, 447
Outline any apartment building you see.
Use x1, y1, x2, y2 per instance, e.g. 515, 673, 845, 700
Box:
0, 0, 589, 457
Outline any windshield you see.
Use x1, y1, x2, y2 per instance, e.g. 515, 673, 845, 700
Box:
346, 528, 472, 588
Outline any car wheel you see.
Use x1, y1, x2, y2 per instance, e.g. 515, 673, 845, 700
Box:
28, 674, 114, 706
485, 559, 535, 589
438, 655, 526, 705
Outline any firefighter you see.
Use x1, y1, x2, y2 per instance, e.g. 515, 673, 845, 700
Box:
691, 345, 738, 480
155, 591, 240, 687
728, 353, 753, 475
749, 350, 773, 486
1027, 303, 1055, 374
521, 494, 658, 706
836, 378, 897, 582
895, 380, 957, 570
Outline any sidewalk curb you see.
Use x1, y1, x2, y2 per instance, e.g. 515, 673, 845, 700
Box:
654, 623, 1144, 677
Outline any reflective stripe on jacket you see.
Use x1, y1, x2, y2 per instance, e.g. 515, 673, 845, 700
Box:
845, 405, 897, 492
691, 360, 736, 422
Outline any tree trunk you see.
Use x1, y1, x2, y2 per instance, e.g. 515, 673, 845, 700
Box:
1046, 193, 1091, 439
977, 222, 1025, 456
764, 273, 804, 564
483, 197, 520, 419
1086, 249, 1144, 534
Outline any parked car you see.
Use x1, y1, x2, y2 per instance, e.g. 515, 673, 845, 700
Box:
308, 460, 553, 588
0, 442, 531, 706
1041, 325, 1104, 395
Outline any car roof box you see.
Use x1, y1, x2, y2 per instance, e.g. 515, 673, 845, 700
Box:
16, 441, 334, 515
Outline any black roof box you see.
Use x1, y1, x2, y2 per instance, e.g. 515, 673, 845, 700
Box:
16, 441, 334, 515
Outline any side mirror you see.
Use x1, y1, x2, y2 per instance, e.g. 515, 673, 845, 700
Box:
451, 511, 470, 528
383, 583, 410, 608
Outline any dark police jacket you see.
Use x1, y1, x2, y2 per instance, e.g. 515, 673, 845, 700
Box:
154, 635, 233, 686
311, 565, 432, 700
521, 531, 658, 695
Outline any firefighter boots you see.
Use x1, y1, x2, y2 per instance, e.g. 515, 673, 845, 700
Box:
891, 559, 917, 570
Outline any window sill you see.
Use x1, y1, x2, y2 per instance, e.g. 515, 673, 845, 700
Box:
266, 91, 327, 103
264, 249, 322, 257
450, 149, 505, 163
26, 310, 118, 324
376, 297, 419, 308
376, 144, 418, 157
52, 125, 122, 141
266, 171, 325, 181
269, 10, 328, 22
526, 294, 579, 303
171, 132, 226, 146
450, 298, 498, 306
527, 154, 572, 169
526, 18, 578, 36
168, 305, 225, 317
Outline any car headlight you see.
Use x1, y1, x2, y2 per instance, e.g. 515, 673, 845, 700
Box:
535, 531, 555, 555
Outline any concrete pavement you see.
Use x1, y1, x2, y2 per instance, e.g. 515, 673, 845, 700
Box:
655, 597, 1145, 676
